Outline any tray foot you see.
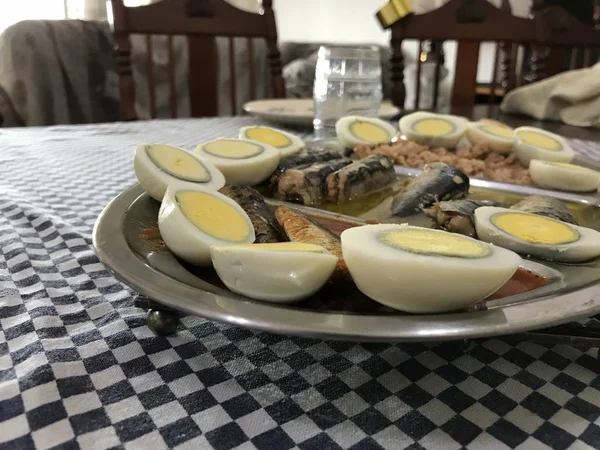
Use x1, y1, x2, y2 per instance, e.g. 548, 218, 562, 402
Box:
135, 297, 180, 336
147, 309, 180, 336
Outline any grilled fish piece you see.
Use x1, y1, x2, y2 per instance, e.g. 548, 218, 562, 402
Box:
391, 162, 470, 216
277, 159, 353, 205
269, 148, 345, 189
327, 154, 396, 203
424, 199, 501, 237
275, 205, 349, 280
219, 185, 287, 243
510, 195, 577, 225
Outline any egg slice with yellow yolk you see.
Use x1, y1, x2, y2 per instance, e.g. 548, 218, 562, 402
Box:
194, 138, 281, 186
475, 206, 600, 263
210, 242, 338, 302
513, 126, 574, 166
134, 144, 226, 201
335, 116, 396, 148
341, 224, 521, 313
239, 126, 304, 157
466, 122, 515, 154
529, 160, 600, 192
158, 186, 255, 265
399, 112, 467, 148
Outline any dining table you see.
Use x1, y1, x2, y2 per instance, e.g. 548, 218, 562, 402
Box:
0, 111, 599, 450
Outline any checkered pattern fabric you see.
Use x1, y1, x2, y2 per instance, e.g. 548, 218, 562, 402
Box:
1, 118, 599, 450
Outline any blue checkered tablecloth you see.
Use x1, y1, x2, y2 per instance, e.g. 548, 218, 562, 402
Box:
1, 118, 599, 450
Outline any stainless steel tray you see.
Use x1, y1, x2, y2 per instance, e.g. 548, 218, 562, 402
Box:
93, 183, 600, 342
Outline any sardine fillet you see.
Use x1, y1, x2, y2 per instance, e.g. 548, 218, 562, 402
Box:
277, 159, 353, 205
327, 154, 396, 202
275, 205, 349, 280
219, 185, 286, 243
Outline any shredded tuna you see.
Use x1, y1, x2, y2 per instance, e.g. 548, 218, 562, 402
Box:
354, 140, 532, 185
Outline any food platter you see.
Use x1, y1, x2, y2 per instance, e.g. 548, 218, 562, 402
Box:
94, 115, 600, 342
94, 176, 600, 342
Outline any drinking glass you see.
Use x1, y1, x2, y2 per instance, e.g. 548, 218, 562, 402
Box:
312, 45, 383, 139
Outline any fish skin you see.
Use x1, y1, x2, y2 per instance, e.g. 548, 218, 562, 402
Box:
391, 162, 470, 216
269, 148, 345, 189
275, 205, 349, 280
424, 199, 500, 237
510, 195, 577, 225
219, 185, 287, 243
326, 154, 396, 203
277, 159, 353, 205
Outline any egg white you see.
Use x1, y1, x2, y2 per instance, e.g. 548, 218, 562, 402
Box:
210, 243, 337, 302
513, 127, 574, 166
341, 224, 521, 313
134, 144, 226, 201
465, 122, 515, 154
158, 186, 255, 266
239, 126, 304, 158
529, 160, 600, 192
335, 116, 396, 148
399, 112, 467, 148
194, 138, 281, 186
475, 206, 600, 262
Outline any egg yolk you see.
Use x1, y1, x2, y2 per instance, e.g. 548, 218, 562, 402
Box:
481, 125, 514, 138
244, 127, 291, 148
146, 145, 211, 182
412, 118, 455, 136
175, 191, 250, 241
378, 228, 491, 258
517, 130, 562, 151
202, 139, 264, 159
491, 212, 579, 245
228, 243, 325, 252
349, 121, 391, 143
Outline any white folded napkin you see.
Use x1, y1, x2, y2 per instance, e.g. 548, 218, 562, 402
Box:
500, 62, 600, 128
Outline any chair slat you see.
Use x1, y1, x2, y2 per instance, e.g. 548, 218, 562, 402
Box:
584, 48, 592, 67
188, 36, 218, 117
414, 40, 423, 109
146, 35, 157, 119
489, 43, 500, 105
248, 38, 256, 101
229, 37, 237, 115
167, 35, 177, 118
569, 47, 579, 70
451, 40, 479, 107
432, 41, 442, 110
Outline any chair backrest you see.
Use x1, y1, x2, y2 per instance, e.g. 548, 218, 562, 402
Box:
389, 0, 600, 110
111, 0, 286, 120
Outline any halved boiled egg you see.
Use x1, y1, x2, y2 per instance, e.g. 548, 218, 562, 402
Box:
475, 206, 600, 262
399, 112, 467, 148
239, 126, 304, 157
466, 122, 515, 154
194, 138, 280, 185
134, 144, 225, 201
341, 224, 521, 313
513, 127, 574, 166
158, 186, 255, 265
529, 160, 600, 192
210, 242, 337, 302
335, 116, 396, 148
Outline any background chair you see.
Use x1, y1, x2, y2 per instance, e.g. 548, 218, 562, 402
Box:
111, 0, 286, 120
389, 0, 600, 111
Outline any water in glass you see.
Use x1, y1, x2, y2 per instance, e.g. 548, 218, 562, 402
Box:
313, 46, 383, 139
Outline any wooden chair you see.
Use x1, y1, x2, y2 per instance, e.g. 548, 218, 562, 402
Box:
389, 0, 600, 110
111, 0, 286, 120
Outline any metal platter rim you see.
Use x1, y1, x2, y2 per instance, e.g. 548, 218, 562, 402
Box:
93, 184, 600, 342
